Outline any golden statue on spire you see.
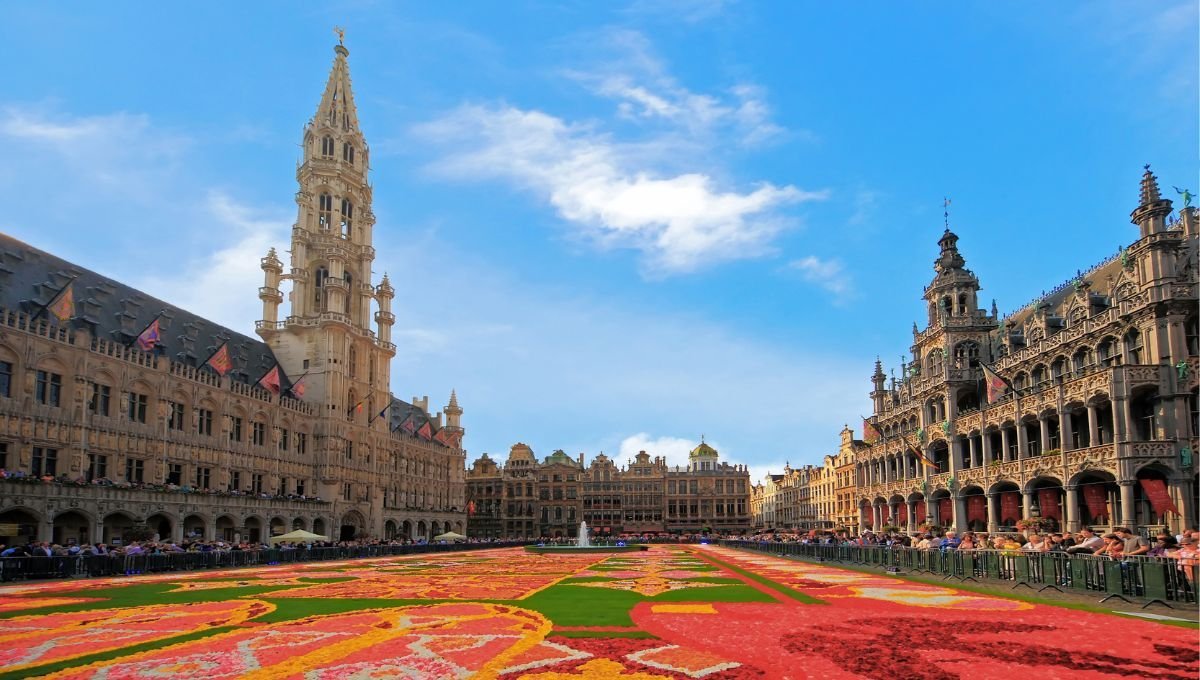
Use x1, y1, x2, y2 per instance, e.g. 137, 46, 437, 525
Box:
334, 26, 346, 45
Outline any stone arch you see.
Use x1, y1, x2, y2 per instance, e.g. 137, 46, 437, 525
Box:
312, 517, 327, 537
102, 511, 137, 544
454, 520, 463, 533
339, 510, 366, 541
384, 520, 398, 539
269, 516, 287, 538
416, 520, 427, 540
0, 507, 43, 544
145, 512, 175, 542
402, 519, 413, 539
52, 509, 92, 546
431, 520, 442, 537
216, 514, 237, 542
291, 517, 308, 531
183, 513, 208, 539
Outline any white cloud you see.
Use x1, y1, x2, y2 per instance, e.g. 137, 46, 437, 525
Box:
623, 0, 734, 24
789, 256, 854, 302
418, 104, 825, 274
132, 192, 291, 332
570, 31, 794, 148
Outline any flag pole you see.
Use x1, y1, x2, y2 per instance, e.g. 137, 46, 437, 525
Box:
126, 311, 165, 348
30, 275, 79, 322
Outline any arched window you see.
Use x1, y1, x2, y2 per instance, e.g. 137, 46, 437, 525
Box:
1031, 364, 1047, 386
314, 267, 328, 309
957, 293, 969, 316
1124, 328, 1143, 364
343, 272, 352, 314
1186, 315, 1199, 356
954, 341, 980, 368
1097, 337, 1119, 366
320, 136, 334, 157
340, 199, 353, 237
1013, 372, 1028, 391
1050, 356, 1066, 380
926, 349, 944, 376
342, 142, 355, 164
1071, 347, 1092, 376
318, 194, 333, 231
348, 344, 357, 379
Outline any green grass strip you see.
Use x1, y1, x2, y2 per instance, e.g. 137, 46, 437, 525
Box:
697, 551, 825, 605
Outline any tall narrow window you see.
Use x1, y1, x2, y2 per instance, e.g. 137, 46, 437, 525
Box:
0, 361, 11, 398
1125, 329, 1143, 365
125, 458, 144, 483
342, 142, 355, 164
320, 135, 334, 157
252, 421, 266, 446
86, 453, 107, 481
89, 383, 111, 416
229, 416, 243, 442
32, 447, 58, 476
168, 401, 185, 430
197, 408, 214, 436
126, 391, 148, 423
318, 194, 333, 231
35, 370, 62, 407
314, 267, 328, 309
340, 199, 353, 236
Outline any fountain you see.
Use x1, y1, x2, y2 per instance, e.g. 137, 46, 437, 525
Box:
577, 520, 590, 547
524, 519, 648, 554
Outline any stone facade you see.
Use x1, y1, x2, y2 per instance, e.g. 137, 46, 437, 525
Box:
855, 169, 1198, 535
466, 442, 751, 538
751, 427, 865, 532
0, 41, 466, 547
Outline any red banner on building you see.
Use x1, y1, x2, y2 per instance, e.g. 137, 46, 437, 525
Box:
1000, 492, 1020, 525
897, 503, 908, 525
915, 501, 926, 524
1082, 485, 1109, 522
1037, 489, 1062, 520
937, 498, 952, 525
1138, 478, 1180, 516
967, 495, 987, 523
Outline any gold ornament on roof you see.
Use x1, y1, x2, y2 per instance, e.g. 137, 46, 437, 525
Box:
334, 26, 346, 45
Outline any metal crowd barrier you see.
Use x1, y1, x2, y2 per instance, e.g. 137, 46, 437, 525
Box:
719, 541, 1197, 607
0, 541, 532, 583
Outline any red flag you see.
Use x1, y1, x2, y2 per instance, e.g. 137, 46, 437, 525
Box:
47, 283, 75, 322
135, 318, 161, 351
206, 343, 233, 376
981, 363, 1012, 404
257, 365, 281, 395
862, 418, 880, 444
401, 414, 419, 434
417, 421, 433, 440
1037, 488, 1062, 520
466, 500, 476, 516
1138, 478, 1180, 516
291, 378, 306, 398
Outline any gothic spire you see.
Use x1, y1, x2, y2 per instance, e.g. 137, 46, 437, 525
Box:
312, 40, 361, 133
1130, 164, 1173, 237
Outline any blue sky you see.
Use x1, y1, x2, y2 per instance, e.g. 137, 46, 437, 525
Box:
1, 1, 1195, 480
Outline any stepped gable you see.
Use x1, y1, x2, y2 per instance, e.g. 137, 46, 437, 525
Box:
0, 232, 290, 388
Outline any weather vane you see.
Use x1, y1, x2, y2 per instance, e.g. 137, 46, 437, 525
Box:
334, 26, 346, 45
943, 197, 951, 229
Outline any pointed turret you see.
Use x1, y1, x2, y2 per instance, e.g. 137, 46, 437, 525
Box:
313, 42, 361, 133
870, 357, 888, 412
444, 389, 463, 446
1130, 164, 1173, 237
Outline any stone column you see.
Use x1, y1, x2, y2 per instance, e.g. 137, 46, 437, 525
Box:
1118, 481, 1136, 528
986, 493, 1000, 533
1039, 417, 1051, 453
949, 437, 964, 474
907, 500, 918, 534
1016, 423, 1029, 460
1000, 428, 1012, 462
953, 493, 966, 533
982, 432, 994, 465
967, 436, 978, 468
1021, 489, 1034, 520
1064, 485, 1080, 532
1061, 409, 1075, 451
1087, 404, 1099, 446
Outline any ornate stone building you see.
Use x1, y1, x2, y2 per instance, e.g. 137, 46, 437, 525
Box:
466, 442, 750, 538
856, 169, 1198, 535
0, 40, 466, 547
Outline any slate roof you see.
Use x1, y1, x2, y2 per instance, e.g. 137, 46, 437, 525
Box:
0, 232, 290, 389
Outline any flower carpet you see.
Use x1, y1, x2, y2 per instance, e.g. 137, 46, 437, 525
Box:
0, 545, 1194, 679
